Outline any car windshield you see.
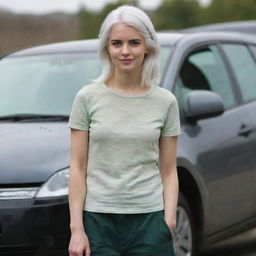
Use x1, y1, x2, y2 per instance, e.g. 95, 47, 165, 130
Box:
0, 47, 172, 119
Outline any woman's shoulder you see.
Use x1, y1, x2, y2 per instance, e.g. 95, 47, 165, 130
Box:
153, 86, 177, 102
76, 82, 102, 98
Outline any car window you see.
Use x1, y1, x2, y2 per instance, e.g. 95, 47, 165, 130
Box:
174, 45, 236, 111
222, 44, 256, 102
0, 47, 171, 118
0, 52, 102, 116
250, 45, 256, 59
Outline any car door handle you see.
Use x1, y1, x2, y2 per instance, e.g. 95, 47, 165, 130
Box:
238, 123, 254, 137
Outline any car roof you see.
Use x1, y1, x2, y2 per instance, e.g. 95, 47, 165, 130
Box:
4, 31, 256, 58
180, 20, 256, 34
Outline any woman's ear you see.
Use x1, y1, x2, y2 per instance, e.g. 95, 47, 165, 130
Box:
145, 46, 150, 55
144, 48, 149, 56
105, 45, 110, 54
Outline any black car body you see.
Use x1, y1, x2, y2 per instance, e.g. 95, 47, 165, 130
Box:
0, 32, 256, 256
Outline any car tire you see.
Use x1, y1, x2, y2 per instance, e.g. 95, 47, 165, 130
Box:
173, 193, 198, 256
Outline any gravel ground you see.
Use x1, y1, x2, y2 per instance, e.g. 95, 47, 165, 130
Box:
201, 228, 256, 256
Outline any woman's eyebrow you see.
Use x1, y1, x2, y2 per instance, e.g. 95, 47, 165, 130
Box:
110, 39, 142, 42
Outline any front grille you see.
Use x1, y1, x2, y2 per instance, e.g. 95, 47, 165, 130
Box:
0, 183, 42, 188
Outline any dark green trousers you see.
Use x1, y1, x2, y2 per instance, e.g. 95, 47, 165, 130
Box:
83, 210, 175, 256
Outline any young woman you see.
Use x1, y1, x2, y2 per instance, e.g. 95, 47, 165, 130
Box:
68, 5, 181, 256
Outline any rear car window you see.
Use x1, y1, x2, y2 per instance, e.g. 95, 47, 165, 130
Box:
222, 44, 256, 102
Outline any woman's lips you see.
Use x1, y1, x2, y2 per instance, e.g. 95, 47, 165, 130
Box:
120, 59, 133, 64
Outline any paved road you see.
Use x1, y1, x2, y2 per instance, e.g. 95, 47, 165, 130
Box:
201, 228, 256, 256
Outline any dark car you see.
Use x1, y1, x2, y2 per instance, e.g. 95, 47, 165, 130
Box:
180, 20, 256, 36
0, 31, 256, 256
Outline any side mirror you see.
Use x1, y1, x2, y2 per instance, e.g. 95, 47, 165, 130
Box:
184, 90, 224, 122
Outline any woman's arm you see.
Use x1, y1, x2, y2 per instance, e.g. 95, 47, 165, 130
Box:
159, 136, 179, 232
68, 129, 90, 256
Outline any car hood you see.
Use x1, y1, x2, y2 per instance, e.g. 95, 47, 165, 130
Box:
0, 122, 70, 185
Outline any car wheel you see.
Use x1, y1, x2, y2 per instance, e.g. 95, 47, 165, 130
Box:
173, 193, 197, 256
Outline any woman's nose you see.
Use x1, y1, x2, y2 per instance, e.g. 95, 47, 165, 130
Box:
121, 44, 130, 55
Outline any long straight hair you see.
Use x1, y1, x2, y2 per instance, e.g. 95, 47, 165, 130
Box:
93, 5, 160, 88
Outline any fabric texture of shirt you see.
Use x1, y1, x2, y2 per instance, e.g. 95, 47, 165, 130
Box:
68, 82, 181, 214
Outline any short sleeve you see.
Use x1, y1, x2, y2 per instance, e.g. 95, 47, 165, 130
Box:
68, 92, 90, 131
160, 95, 181, 137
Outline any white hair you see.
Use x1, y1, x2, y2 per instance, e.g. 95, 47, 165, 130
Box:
93, 5, 160, 88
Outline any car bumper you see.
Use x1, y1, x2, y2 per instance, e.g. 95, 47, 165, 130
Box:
0, 196, 70, 256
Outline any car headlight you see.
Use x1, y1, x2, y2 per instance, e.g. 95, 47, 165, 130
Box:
35, 168, 69, 198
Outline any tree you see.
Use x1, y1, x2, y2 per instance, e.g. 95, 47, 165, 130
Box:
78, 0, 139, 39
153, 0, 202, 31
78, 5, 101, 39
203, 0, 256, 24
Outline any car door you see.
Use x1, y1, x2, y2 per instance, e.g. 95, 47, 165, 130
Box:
173, 43, 255, 235
220, 42, 256, 216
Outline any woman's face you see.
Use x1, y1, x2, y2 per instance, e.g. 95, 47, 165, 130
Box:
107, 23, 148, 74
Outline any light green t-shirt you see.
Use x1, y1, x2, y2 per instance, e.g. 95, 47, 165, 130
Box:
68, 82, 181, 213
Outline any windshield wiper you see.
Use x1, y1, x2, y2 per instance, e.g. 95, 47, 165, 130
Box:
0, 114, 69, 121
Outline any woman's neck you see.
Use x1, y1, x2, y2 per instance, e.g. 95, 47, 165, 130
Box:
106, 71, 145, 91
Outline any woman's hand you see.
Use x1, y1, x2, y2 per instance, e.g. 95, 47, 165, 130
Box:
68, 230, 91, 256
165, 218, 176, 233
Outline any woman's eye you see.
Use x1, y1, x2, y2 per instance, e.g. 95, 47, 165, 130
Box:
112, 41, 121, 46
130, 41, 140, 46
